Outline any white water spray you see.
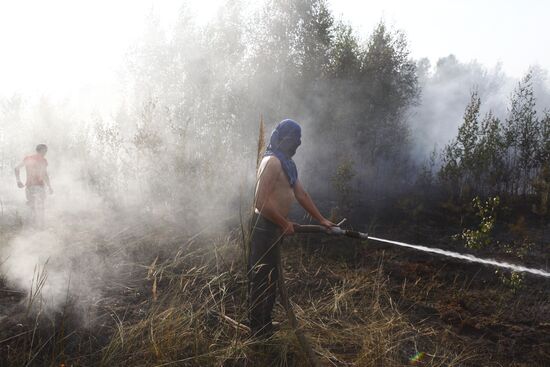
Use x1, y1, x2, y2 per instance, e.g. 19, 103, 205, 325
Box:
297, 225, 550, 278
368, 236, 550, 278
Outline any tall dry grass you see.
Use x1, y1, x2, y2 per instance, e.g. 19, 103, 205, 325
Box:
97, 233, 479, 366
1, 223, 483, 366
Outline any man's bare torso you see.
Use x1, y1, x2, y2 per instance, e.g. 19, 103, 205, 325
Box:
24, 154, 48, 187
255, 156, 294, 218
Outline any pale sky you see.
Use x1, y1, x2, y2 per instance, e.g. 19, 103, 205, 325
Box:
0, 0, 546, 99
330, 0, 548, 77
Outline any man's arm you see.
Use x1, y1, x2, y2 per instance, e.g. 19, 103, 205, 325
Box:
44, 171, 53, 194
14, 161, 25, 188
294, 180, 335, 229
255, 158, 294, 234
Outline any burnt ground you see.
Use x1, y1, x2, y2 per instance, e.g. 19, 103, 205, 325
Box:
305, 237, 550, 366
0, 217, 549, 366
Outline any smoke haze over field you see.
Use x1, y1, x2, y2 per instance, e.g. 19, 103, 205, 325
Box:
0, 0, 549, 316
409, 57, 550, 163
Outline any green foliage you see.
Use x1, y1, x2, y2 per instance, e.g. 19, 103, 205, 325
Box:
496, 238, 533, 291
439, 70, 548, 199
356, 22, 418, 163
497, 270, 524, 291
537, 111, 550, 165
440, 91, 483, 197
454, 197, 535, 290
454, 196, 500, 249
327, 22, 360, 78
504, 71, 540, 195
532, 112, 550, 215
500, 238, 533, 259
477, 113, 506, 193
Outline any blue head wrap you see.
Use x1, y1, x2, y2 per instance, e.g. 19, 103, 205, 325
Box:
264, 119, 301, 187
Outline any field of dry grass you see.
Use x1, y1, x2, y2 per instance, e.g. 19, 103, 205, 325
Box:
1, 218, 549, 366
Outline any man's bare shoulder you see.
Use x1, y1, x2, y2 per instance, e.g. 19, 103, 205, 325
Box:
260, 155, 282, 171
258, 156, 284, 182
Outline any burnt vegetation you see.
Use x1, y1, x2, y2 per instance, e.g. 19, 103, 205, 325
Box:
0, 0, 549, 366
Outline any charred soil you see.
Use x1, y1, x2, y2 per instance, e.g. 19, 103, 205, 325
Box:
0, 218, 549, 366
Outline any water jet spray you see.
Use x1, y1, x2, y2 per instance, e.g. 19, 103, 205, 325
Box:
293, 223, 550, 278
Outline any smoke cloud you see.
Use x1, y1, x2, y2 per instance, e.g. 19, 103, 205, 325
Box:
409, 55, 550, 163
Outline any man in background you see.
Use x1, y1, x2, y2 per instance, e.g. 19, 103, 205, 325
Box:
249, 119, 334, 338
14, 144, 53, 228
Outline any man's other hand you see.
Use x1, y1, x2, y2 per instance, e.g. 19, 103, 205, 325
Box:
320, 218, 336, 229
282, 221, 295, 236
17, 181, 24, 188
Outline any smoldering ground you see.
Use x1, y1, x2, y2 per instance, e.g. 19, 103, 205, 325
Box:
0, 163, 145, 320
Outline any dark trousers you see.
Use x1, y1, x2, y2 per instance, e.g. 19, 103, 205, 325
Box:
248, 214, 283, 336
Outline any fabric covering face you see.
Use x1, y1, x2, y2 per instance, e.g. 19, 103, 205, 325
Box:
264, 119, 301, 187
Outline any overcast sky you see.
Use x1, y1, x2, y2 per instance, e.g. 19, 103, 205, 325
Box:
0, 0, 546, 99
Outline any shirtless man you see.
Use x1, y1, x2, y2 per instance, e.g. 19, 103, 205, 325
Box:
14, 144, 53, 228
249, 119, 334, 337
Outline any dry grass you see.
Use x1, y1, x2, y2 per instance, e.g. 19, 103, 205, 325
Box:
1, 222, 546, 366
256, 115, 266, 171
95, 231, 479, 367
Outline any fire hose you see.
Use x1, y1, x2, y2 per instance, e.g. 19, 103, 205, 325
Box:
293, 220, 550, 278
